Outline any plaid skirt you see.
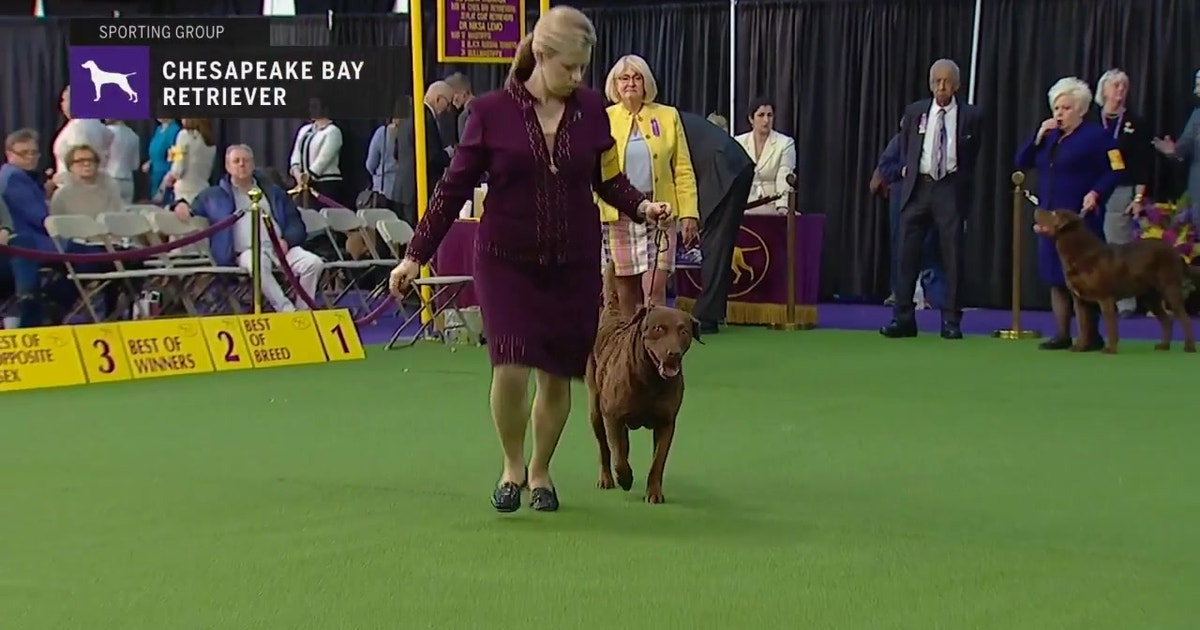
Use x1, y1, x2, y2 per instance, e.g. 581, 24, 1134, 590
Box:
603, 215, 677, 276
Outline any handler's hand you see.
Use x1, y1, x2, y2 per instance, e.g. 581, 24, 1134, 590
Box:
389, 257, 421, 297
641, 201, 673, 228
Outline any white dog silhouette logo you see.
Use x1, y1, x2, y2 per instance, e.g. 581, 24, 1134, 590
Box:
80, 60, 138, 103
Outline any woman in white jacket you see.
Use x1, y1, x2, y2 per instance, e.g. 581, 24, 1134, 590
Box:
160, 118, 216, 205
734, 96, 797, 214
289, 99, 344, 208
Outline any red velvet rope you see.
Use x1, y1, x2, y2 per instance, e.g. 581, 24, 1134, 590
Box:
0, 210, 244, 264
266, 191, 394, 327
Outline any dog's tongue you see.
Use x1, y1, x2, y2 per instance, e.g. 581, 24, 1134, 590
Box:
658, 363, 681, 378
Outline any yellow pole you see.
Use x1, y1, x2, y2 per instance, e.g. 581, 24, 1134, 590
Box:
540, 0, 550, 13
247, 187, 264, 314
410, 0, 434, 325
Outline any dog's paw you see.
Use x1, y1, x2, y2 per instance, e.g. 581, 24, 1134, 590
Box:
1184, 342, 1197, 353
1069, 344, 1088, 352
597, 471, 615, 490
1155, 342, 1171, 351
1102, 346, 1118, 355
645, 488, 665, 504
615, 465, 634, 492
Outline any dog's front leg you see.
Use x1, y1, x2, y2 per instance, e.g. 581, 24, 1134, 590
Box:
644, 422, 676, 504
605, 419, 633, 491
1098, 299, 1119, 354
1070, 297, 1093, 352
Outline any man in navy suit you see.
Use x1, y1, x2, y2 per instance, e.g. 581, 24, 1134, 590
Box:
880, 58, 983, 340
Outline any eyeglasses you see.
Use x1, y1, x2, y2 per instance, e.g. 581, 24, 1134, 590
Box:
71, 158, 97, 166
617, 74, 643, 84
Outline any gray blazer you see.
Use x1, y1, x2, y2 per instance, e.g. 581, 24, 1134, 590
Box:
1174, 108, 1200, 205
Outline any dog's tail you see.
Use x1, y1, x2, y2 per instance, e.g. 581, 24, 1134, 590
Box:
602, 262, 620, 316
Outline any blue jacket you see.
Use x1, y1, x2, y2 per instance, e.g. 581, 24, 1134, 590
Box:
1015, 120, 1124, 211
190, 173, 307, 267
876, 132, 904, 196
0, 163, 53, 251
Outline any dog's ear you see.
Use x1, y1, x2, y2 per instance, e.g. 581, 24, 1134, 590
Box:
690, 316, 705, 345
631, 305, 650, 328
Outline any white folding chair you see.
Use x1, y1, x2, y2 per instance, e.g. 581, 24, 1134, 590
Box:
321, 207, 395, 313
44, 215, 171, 322
375, 218, 477, 349
148, 211, 250, 314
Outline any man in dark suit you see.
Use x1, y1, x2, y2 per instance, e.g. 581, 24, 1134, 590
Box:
678, 111, 755, 334
393, 82, 454, 226
880, 58, 983, 340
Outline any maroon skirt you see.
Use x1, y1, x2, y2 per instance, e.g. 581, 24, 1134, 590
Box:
473, 250, 601, 379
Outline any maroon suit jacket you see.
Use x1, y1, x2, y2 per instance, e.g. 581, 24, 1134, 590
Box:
406, 80, 646, 266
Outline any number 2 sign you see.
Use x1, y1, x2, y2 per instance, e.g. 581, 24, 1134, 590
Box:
199, 318, 254, 371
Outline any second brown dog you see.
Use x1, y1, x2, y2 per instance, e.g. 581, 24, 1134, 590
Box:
585, 264, 699, 504
1034, 208, 1197, 353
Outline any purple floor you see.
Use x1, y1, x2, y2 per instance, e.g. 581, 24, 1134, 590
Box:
355, 302, 1196, 344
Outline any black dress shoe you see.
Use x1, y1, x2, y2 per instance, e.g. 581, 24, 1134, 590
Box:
530, 487, 559, 512
879, 320, 917, 338
1039, 335, 1072, 350
491, 469, 528, 513
940, 322, 963, 339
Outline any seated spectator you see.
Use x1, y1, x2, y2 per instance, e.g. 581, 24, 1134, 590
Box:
0, 129, 95, 327
50, 145, 125, 220
51, 86, 113, 189
179, 144, 324, 313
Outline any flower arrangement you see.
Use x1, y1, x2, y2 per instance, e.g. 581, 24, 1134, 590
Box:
168, 144, 185, 166
1132, 194, 1200, 262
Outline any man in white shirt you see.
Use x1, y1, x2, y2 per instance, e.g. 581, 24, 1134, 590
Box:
179, 145, 324, 312
104, 120, 140, 203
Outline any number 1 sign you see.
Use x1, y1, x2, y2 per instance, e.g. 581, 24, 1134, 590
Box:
312, 310, 366, 361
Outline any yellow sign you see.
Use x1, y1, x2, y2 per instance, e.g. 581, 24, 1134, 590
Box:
72, 324, 132, 384
237, 312, 328, 368
0, 326, 88, 392
312, 309, 366, 362
117, 318, 215, 380
199, 317, 254, 372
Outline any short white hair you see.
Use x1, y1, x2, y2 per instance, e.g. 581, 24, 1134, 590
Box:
1048, 77, 1092, 112
225, 144, 254, 159
604, 54, 659, 104
929, 58, 961, 84
1094, 69, 1129, 106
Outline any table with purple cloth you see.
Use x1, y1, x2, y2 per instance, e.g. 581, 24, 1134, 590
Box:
434, 214, 825, 327
674, 213, 825, 327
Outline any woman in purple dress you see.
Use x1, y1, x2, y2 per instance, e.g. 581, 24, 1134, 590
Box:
390, 6, 672, 514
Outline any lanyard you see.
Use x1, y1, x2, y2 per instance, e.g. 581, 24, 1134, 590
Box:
1101, 112, 1124, 140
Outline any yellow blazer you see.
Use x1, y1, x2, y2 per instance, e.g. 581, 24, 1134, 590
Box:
598, 102, 699, 223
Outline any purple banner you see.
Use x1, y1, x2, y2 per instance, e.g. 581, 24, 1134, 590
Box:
437, 0, 526, 63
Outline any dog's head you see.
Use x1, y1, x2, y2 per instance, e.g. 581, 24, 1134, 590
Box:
1033, 209, 1083, 238
81, 60, 98, 70
631, 305, 701, 379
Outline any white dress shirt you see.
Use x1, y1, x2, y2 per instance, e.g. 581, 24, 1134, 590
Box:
918, 98, 958, 176
105, 123, 140, 181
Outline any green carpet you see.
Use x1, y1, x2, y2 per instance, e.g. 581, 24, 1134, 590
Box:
2, 329, 1197, 629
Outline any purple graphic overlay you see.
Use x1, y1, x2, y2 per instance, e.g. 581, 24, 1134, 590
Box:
69, 46, 152, 120
439, 0, 525, 62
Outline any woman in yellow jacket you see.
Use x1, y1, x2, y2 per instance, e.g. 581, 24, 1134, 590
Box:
600, 54, 700, 313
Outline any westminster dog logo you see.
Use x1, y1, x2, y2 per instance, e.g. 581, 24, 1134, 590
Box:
80, 60, 139, 103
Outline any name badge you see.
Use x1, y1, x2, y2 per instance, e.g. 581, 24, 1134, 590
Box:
650, 119, 661, 137
917, 113, 928, 134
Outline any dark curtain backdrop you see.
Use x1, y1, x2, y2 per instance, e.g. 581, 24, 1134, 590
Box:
737, 0, 975, 303
974, 0, 1200, 310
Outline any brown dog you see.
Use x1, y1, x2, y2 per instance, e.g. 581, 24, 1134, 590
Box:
585, 264, 699, 504
1033, 208, 1197, 353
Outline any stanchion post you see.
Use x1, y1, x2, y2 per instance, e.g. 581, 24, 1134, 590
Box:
768, 173, 801, 331
992, 171, 1041, 340
247, 187, 264, 315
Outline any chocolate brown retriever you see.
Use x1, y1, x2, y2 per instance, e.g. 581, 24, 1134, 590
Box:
1034, 208, 1197, 353
586, 264, 700, 504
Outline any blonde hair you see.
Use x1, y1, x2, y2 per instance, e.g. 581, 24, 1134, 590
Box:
1094, 69, 1129, 106
1048, 77, 1092, 112
508, 6, 597, 82
604, 54, 659, 104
